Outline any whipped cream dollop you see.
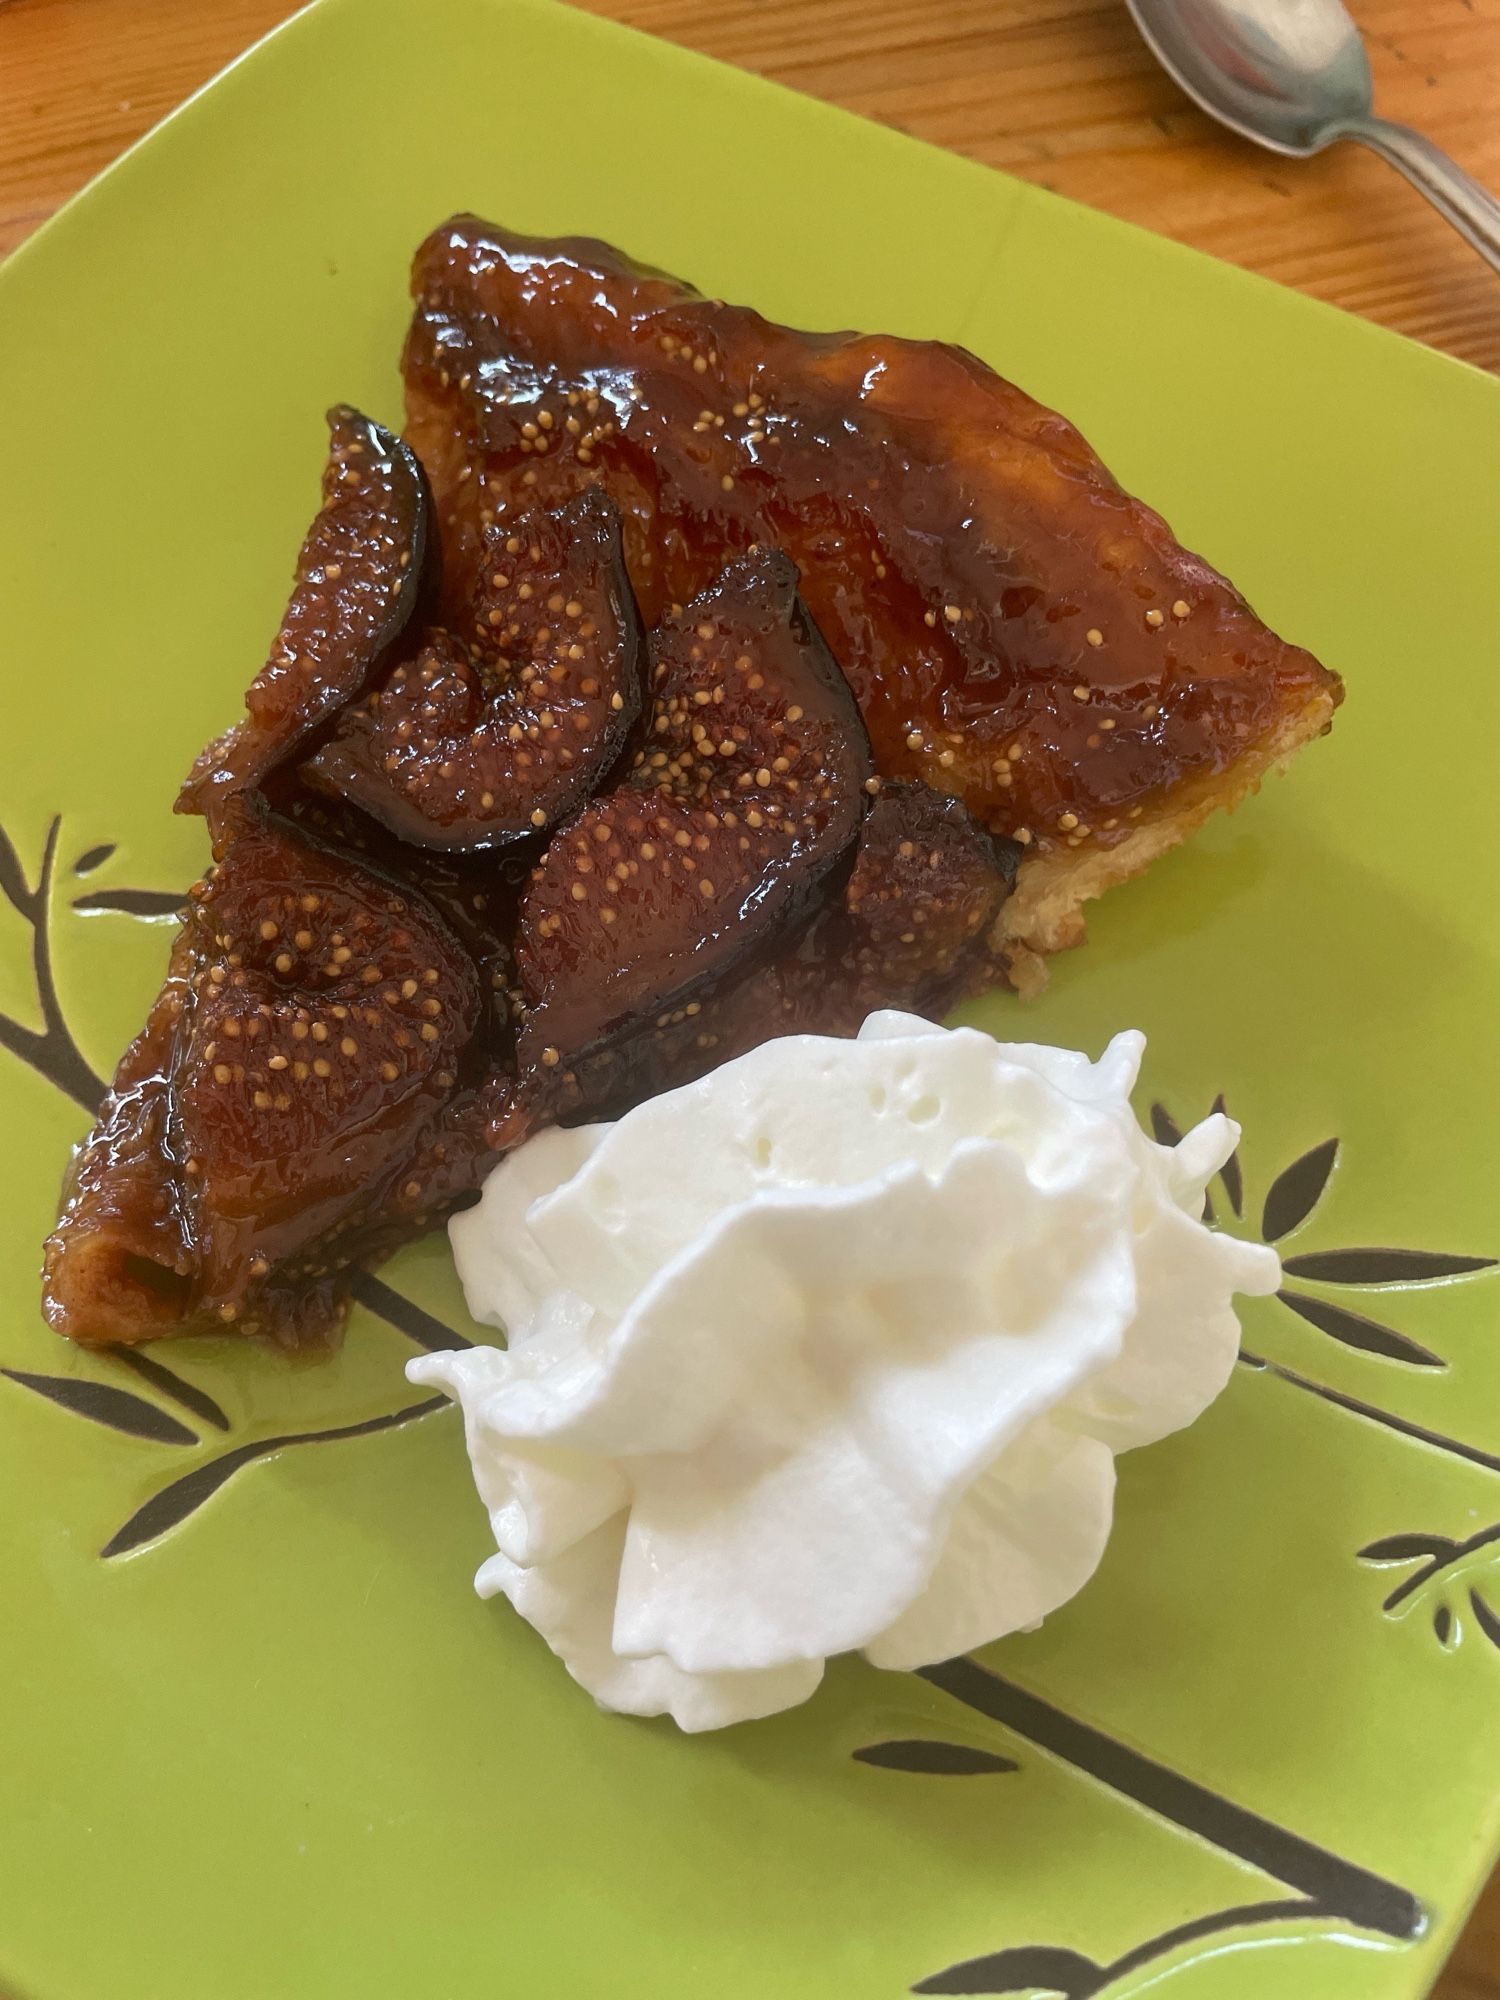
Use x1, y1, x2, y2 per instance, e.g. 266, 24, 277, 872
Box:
411, 1013, 1279, 1731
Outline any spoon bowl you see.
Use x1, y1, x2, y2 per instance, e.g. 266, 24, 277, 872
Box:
1125, 0, 1373, 155
1127, 0, 1500, 270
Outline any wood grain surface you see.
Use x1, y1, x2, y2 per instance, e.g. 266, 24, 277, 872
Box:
0, 1, 1496, 1994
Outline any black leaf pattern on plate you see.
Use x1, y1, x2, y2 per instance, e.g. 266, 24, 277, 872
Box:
1278, 1290, 1443, 1368
101, 1395, 448, 1558
72, 888, 186, 918
0, 814, 105, 1111
1261, 1137, 1338, 1243
104, 1443, 290, 1558
1210, 1093, 1243, 1216
1373, 1527, 1500, 1654
1469, 1590, 1500, 1651
1148, 1104, 1181, 1148
72, 842, 116, 875
1371, 1522, 1500, 1615
852, 1739, 1018, 1776
108, 1344, 231, 1430
351, 1272, 473, 1351
1359, 1519, 1500, 1652
1, 1367, 197, 1446
914, 1898, 1331, 1999
1280, 1247, 1496, 1285
914, 1944, 1104, 1997
1358, 1533, 1460, 1565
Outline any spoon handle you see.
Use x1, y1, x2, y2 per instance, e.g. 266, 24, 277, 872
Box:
1348, 119, 1500, 276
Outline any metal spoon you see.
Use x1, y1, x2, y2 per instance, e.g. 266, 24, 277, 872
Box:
1126, 0, 1500, 273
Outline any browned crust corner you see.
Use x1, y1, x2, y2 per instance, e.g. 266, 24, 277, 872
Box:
998, 685, 1339, 995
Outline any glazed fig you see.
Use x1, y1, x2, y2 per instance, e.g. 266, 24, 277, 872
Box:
555, 779, 1021, 1120
179, 407, 432, 829
307, 491, 644, 850
513, 551, 871, 1068
44, 805, 480, 1344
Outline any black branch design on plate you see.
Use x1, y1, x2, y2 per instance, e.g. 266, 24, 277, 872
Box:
0, 1265, 468, 1557
1239, 1349, 1500, 1477
1, 1367, 198, 1446
0, 816, 105, 1112
1261, 1137, 1338, 1243
101, 1394, 449, 1558
1278, 1289, 1443, 1368
1280, 1246, 1496, 1285
919, 1657, 1421, 1939
1359, 1527, 1500, 1609
909, 1656, 1421, 1994
86, 1278, 469, 1558
1469, 1589, 1500, 1650
1356, 1520, 1500, 1656
914, 1900, 1319, 1997
72, 843, 116, 876
1356, 1522, 1500, 1655
853, 1739, 1018, 1776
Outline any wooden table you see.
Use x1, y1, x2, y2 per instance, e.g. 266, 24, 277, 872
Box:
1, 1, 1496, 1994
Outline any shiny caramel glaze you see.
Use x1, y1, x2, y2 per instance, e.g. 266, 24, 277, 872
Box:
178, 407, 432, 835
404, 217, 1340, 861
45, 211, 1344, 1350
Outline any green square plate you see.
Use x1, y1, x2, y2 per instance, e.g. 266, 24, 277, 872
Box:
2, 2, 1497, 1994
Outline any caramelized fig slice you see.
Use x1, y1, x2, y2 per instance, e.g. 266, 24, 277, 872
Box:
840, 781, 1021, 1012
514, 551, 871, 1066
175, 810, 480, 1324
178, 407, 431, 829
306, 491, 645, 850
269, 783, 529, 1058
44, 806, 480, 1345
551, 781, 1022, 1122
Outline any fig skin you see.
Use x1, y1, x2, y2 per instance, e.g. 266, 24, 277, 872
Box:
307, 491, 646, 852
513, 551, 872, 1071
178, 406, 434, 832
43, 802, 481, 1346
542, 779, 1022, 1125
